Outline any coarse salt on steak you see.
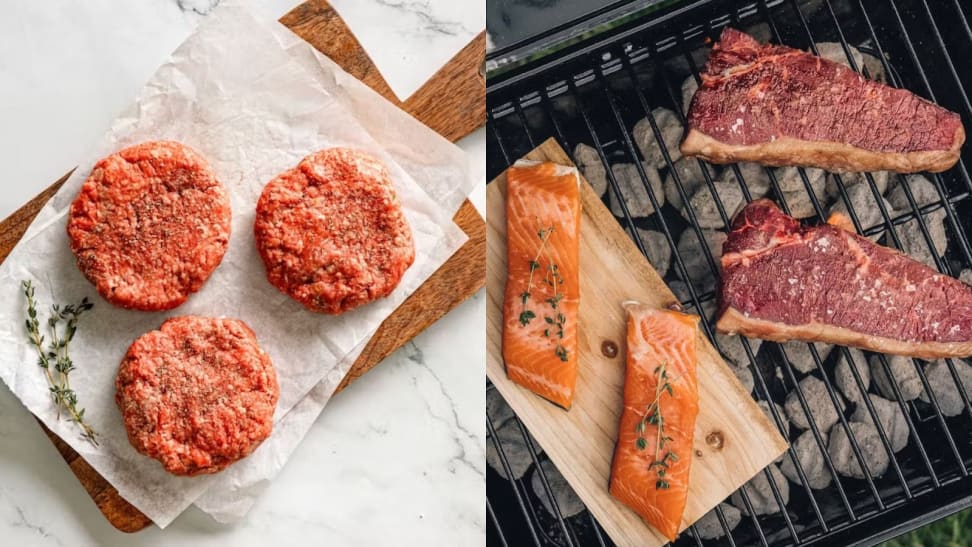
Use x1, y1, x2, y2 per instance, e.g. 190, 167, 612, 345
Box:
67, 141, 231, 311
681, 28, 964, 173
717, 199, 972, 359
254, 148, 415, 314
115, 316, 278, 476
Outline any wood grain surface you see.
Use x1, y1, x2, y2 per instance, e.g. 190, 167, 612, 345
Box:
485, 139, 788, 547
0, 0, 485, 533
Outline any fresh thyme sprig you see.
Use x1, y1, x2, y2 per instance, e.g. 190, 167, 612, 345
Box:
518, 221, 569, 362
22, 280, 98, 446
635, 360, 678, 489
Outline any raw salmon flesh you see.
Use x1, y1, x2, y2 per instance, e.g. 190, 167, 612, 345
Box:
610, 305, 700, 541
502, 160, 581, 409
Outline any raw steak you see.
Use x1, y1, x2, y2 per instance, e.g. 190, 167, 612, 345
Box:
716, 199, 972, 358
681, 28, 964, 173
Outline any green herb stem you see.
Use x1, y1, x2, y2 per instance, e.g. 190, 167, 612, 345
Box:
22, 280, 98, 446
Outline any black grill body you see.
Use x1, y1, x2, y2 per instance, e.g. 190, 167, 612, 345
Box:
486, 1, 972, 545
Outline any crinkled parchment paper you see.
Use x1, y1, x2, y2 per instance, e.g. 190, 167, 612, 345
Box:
193, 13, 477, 521
0, 1, 472, 528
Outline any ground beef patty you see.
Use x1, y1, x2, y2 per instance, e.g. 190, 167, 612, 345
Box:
67, 141, 231, 311
116, 316, 278, 476
255, 148, 415, 314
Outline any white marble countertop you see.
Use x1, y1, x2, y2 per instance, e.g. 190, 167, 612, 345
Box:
0, 1, 485, 545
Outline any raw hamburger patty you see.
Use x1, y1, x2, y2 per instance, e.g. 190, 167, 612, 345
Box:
67, 141, 231, 311
116, 316, 278, 476
255, 148, 415, 314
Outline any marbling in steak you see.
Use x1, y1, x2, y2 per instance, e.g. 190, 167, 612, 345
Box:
681, 28, 964, 173
716, 199, 972, 358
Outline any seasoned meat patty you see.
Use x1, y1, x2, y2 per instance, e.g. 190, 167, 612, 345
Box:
254, 148, 415, 314
67, 141, 231, 311
116, 316, 278, 476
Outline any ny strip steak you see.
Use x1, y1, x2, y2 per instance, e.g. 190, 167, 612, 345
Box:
681, 28, 964, 173
716, 199, 972, 359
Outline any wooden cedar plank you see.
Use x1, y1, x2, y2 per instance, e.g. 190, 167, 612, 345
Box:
485, 138, 788, 547
0, 0, 485, 532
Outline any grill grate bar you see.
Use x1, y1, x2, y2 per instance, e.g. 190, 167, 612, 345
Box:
485, 406, 545, 546
858, 0, 972, 475
487, 496, 512, 547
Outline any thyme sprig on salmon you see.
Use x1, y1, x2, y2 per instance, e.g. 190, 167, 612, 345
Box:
22, 280, 98, 446
519, 222, 569, 362
635, 360, 678, 489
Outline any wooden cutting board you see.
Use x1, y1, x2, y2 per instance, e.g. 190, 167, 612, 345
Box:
486, 139, 787, 547
0, 0, 485, 533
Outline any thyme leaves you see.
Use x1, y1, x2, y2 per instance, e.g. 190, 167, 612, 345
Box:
22, 280, 98, 446
634, 360, 678, 489
518, 221, 570, 362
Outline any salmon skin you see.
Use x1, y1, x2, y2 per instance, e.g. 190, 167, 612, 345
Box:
610, 305, 700, 541
502, 160, 581, 409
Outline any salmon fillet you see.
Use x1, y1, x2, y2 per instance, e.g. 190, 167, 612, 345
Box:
502, 160, 581, 409
610, 305, 700, 541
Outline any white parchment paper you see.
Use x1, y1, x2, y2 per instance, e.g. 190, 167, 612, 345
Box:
192, 14, 477, 522
0, 1, 470, 529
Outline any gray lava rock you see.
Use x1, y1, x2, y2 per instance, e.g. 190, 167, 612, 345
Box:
574, 143, 608, 198
487, 388, 515, 430
730, 464, 789, 516
961, 269, 972, 286
870, 354, 924, 402
635, 228, 672, 277
684, 181, 744, 229
487, 420, 543, 480
828, 170, 890, 197
816, 42, 864, 72
633, 108, 683, 168
920, 359, 972, 417
861, 50, 887, 82
664, 157, 707, 212
851, 394, 909, 453
531, 458, 585, 518
828, 421, 890, 479
758, 400, 789, 449
669, 279, 691, 302
779, 341, 835, 374
724, 162, 772, 198
681, 76, 699, 115
609, 163, 665, 218
781, 173, 827, 219
775, 166, 826, 193
716, 333, 762, 369
676, 229, 727, 293
897, 210, 947, 268
828, 184, 893, 241
780, 430, 832, 490
887, 174, 940, 210
785, 376, 846, 432
692, 503, 741, 540
731, 364, 755, 395
834, 348, 870, 404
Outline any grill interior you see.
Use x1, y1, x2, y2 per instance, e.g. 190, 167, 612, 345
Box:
486, 1, 972, 545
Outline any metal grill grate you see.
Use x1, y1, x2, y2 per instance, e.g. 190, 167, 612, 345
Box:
486, 1, 972, 545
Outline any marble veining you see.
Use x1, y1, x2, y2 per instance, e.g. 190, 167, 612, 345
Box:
176, 0, 222, 16
373, 0, 469, 37
404, 341, 486, 481
329, 0, 484, 99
